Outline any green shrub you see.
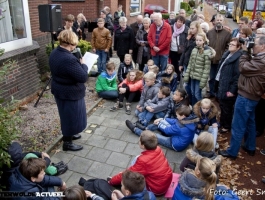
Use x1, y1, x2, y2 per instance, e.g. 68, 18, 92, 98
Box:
181, 2, 192, 12
219, 10, 226, 14
46, 40, 92, 57
162, 13, 170, 19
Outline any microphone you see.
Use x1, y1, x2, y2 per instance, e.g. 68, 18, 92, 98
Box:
72, 47, 82, 59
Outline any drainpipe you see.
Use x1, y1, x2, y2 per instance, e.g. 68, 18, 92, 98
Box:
168, 0, 171, 12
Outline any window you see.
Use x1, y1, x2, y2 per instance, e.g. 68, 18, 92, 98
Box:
0, 0, 32, 52
130, 0, 141, 16
246, 0, 265, 11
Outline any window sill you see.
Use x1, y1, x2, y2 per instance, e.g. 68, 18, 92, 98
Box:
130, 12, 141, 17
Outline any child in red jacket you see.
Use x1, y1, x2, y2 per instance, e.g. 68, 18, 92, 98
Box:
108, 130, 173, 195
110, 69, 143, 115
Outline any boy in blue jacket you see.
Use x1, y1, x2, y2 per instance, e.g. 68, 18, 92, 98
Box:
126, 105, 199, 151
9, 158, 66, 200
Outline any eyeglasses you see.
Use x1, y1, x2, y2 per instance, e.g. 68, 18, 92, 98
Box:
229, 43, 237, 46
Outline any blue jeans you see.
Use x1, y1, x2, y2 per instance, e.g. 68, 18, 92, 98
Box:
227, 95, 258, 157
190, 79, 202, 106
208, 63, 218, 96
96, 50, 108, 73
138, 110, 165, 126
98, 90, 118, 100
152, 54, 168, 71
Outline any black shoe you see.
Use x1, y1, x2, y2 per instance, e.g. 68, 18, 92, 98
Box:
63, 142, 83, 151
260, 150, 265, 155
136, 121, 146, 130
218, 150, 237, 160
262, 178, 265, 184
241, 145, 255, 156
72, 133, 81, 140
125, 120, 136, 133
52, 161, 64, 168
56, 163, 68, 175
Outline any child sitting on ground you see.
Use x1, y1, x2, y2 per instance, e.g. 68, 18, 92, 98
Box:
135, 71, 160, 117
136, 86, 171, 129
9, 158, 66, 195
117, 54, 134, 83
157, 64, 178, 92
109, 130, 172, 196
96, 61, 119, 100
193, 98, 218, 149
164, 88, 189, 119
126, 105, 199, 152
143, 59, 155, 74
179, 132, 222, 174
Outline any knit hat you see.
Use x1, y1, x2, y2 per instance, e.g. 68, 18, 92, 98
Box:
23, 153, 38, 160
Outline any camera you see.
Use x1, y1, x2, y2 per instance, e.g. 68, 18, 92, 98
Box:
215, 22, 223, 31
239, 37, 255, 49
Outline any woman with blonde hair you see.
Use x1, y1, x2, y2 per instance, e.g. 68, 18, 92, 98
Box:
49, 30, 88, 151
73, 13, 88, 40
179, 132, 222, 174
173, 157, 217, 200
110, 69, 143, 114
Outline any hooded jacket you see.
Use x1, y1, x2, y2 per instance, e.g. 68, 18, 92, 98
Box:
172, 170, 206, 200
158, 116, 199, 151
184, 46, 216, 89
117, 62, 134, 83
138, 82, 160, 107
237, 51, 265, 101
179, 36, 196, 67
95, 71, 117, 92
118, 79, 143, 92
216, 50, 242, 100
165, 98, 188, 119
193, 100, 218, 132
144, 95, 171, 113
207, 27, 231, 64
9, 168, 62, 200
109, 146, 173, 195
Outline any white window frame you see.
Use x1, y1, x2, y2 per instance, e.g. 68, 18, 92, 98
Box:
0, 0, 32, 52
130, 0, 142, 16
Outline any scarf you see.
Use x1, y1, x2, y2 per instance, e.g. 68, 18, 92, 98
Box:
118, 10, 122, 17
173, 23, 185, 38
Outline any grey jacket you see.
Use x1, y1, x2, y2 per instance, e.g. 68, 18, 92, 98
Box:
144, 95, 171, 113
138, 83, 160, 107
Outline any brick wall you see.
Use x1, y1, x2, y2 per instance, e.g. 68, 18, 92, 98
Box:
0, 42, 40, 103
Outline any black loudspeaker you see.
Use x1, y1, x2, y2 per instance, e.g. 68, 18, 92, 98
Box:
38, 4, 62, 32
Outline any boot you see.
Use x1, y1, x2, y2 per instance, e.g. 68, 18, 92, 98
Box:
63, 141, 83, 151
125, 103, 131, 115
110, 100, 123, 111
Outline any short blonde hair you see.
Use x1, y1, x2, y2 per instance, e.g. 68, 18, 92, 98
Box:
149, 65, 159, 74
201, 98, 212, 108
143, 71, 156, 80
147, 59, 154, 65
119, 16, 127, 23
143, 17, 151, 24
58, 30, 78, 46
65, 14, 75, 22
200, 22, 209, 32
195, 132, 214, 151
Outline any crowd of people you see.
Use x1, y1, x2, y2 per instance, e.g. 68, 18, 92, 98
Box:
2, 4, 265, 200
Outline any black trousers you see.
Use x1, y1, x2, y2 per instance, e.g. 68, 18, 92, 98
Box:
169, 51, 182, 81
118, 84, 141, 103
219, 98, 236, 129
255, 98, 265, 133
139, 56, 149, 71
118, 54, 125, 63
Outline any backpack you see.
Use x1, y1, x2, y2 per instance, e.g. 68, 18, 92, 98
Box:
79, 178, 114, 200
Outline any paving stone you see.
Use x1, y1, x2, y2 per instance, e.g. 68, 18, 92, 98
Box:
77, 132, 92, 144
120, 131, 139, 143
101, 118, 121, 128
86, 135, 108, 148
87, 161, 114, 179
93, 126, 107, 136
104, 139, 127, 152
67, 156, 93, 173
117, 123, 131, 131
106, 152, 132, 168
66, 172, 91, 187
100, 110, 119, 118
86, 147, 112, 162
173, 163, 183, 174
102, 127, 124, 139
92, 108, 104, 116
165, 149, 186, 164
51, 151, 74, 164
114, 113, 134, 121
66, 143, 93, 157
123, 143, 142, 156
58, 170, 73, 183
87, 115, 105, 125
111, 167, 125, 176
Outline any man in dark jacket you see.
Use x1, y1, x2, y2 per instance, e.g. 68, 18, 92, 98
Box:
207, 14, 231, 98
219, 36, 265, 159
130, 15, 143, 63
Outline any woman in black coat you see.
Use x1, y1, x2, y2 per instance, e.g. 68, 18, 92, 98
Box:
215, 38, 242, 133
49, 30, 88, 151
114, 17, 134, 63
169, 15, 189, 81
73, 13, 89, 40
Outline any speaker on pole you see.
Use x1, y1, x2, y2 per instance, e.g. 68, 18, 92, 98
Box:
38, 4, 62, 32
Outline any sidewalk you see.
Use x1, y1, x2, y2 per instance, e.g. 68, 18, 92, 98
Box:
51, 57, 187, 197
